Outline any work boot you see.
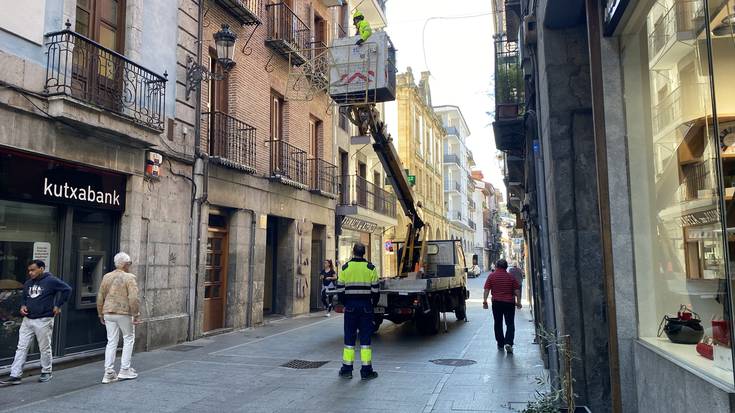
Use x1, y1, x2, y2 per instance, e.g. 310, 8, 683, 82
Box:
338, 368, 353, 379
360, 370, 378, 381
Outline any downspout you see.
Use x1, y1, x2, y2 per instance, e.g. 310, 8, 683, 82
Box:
584, 0, 622, 411
245, 209, 257, 327
188, 0, 207, 341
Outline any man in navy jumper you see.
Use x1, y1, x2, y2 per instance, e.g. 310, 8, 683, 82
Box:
1, 260, 71, 384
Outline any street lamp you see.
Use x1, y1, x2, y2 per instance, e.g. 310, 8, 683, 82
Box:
185, 24, 237, 100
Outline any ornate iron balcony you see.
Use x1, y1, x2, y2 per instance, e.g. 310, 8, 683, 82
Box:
44, 25, 167, 131
340, 175, 397, 218
309, 158, 338, 197
268, 139, 308, 187
265, 2, 310, 65
203, 111, 256, 172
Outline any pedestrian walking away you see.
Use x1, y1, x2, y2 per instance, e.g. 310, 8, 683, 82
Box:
97, 252, 141, 384
320, 259, 337, 316
482, 259, 522, 354
335, 243, 380, 380
1, 260, 71, 385
508, 262, 524, 301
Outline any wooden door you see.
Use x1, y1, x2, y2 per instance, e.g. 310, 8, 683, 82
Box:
204, 229, 228, 332
73, 0, 126, 110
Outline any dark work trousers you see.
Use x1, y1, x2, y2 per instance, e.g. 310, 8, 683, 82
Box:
491, 301, 516, 346
343, 300, 374, 372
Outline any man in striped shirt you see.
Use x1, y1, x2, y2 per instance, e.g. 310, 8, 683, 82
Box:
483, 259, 522, 354
335, 243, 380, 380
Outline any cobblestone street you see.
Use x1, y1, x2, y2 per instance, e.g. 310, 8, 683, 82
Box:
0, 276, 543, 413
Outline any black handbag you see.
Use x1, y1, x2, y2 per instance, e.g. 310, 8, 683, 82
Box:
658, 305, 704, 345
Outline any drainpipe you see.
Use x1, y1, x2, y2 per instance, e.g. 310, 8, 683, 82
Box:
245, 209, 257, 327
585, 0, 622, 411
188, 0, 207, 341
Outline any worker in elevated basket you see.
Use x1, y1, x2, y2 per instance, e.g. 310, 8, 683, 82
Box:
353, 10, 372, 45
335, 242, 380, 380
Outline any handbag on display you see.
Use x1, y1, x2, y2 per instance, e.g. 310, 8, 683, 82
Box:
696, 337, 714, 360
712, 319, 731, 347
658, 305, 704, 345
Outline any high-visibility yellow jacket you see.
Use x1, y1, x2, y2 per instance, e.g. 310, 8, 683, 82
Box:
356, 20, 372, 42
336, 258, 379, 303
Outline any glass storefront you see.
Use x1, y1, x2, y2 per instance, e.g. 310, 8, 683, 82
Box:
0, 148, 125, 366
622, 0, 735, 385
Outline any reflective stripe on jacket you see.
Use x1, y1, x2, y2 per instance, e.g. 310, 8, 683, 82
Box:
335, 258, 379, 298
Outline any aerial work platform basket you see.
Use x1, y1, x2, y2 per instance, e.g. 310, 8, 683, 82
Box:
328, 31, 396, 105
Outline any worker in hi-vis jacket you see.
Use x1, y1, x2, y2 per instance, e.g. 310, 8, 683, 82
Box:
353, 10, 372, 45
335, 243, 380, 380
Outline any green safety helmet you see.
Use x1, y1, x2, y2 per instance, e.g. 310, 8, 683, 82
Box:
353, 11, 364, 20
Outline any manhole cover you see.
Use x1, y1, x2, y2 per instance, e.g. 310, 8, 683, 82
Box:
165, 345, 201, 352
281, 360, 329, 369
429, 359, 477, 367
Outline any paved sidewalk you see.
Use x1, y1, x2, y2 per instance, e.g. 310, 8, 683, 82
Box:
0, 276, 545, 412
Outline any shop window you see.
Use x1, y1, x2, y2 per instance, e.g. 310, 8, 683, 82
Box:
622, 0, 735, 385
0, 201, 60, 362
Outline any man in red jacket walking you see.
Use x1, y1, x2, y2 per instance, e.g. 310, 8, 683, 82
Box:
483, 259, 522, 354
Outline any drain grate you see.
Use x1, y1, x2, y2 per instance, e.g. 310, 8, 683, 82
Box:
281, 359, 329, 369
429, 359, 477, 367
165, 345, 201, 352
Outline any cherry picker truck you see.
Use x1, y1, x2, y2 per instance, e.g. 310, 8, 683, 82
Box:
329, 31, 470, 335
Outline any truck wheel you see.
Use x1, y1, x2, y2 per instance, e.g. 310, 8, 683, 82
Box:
455, 300, 467, 321
372, 316, 384, 334
417, 308, 440, 335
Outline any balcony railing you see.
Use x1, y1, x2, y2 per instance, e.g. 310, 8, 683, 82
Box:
215, 0, 262, 25
444, 153, 461, 167
494, 34, 524, 120
340, 175, 397, 218
468, 219, 476, 230
203, 111, 256, 172
450, 210, 463, 221
267, 140, 307, 186
265, 2, 310, 65
681, 162, 709, 201
648, 0, 699, 58
445, 126, 459, 137
44, 26, 167, 130
444, 180, 462, 193
308, 158, 338, 196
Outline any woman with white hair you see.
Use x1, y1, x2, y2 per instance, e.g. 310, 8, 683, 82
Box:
96, 252, 140, 384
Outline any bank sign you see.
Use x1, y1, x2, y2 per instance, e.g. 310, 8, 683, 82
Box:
0, 148, 126, 212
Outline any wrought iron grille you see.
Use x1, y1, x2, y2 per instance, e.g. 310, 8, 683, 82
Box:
265, 3, 311, 55
44, 26, 167, 130
494, 34, 524, 121
268, 139, 308, 185
340, 175, 397, 218
308, 158, 337, 195
204, 111, 257, 172
214, 0, 263, 25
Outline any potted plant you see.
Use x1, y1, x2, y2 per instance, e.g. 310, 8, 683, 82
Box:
495, 61, 522, 119
521, 330, 591, 413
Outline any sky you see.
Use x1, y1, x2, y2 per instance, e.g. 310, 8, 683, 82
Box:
381, 0, 504, 192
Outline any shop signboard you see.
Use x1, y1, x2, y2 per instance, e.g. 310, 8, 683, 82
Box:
32, 242, 52, 271
0, 148, 126, 212
341, 216, 378, 233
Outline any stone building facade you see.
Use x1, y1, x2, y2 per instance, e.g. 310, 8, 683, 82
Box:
387, 69, 448, 250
